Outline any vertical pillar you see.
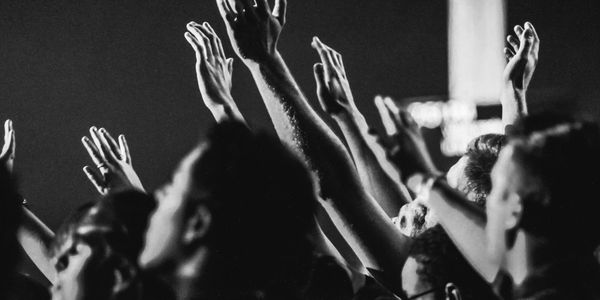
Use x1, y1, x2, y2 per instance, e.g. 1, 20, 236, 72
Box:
448, 0, 505, 105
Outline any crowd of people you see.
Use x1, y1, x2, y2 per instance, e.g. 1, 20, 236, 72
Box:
1, 0, 599, 299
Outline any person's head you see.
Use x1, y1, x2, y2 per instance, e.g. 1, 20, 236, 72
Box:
51, 190, 166, 300
396, 134, 506, 237
485, 116, 600, 269
0, 165, 21, 297
401, 226, 497, 300
141, 121, 318, 297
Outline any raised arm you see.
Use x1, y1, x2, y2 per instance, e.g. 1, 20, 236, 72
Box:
81, 127, 144, 195
216, 0, 411, 294
311, 38, 412, 217
184, 21, 245, 124
185, 18, 367, 284
377, 101, 498, 282
501, 22, 539, 127
0, 120, 57, 282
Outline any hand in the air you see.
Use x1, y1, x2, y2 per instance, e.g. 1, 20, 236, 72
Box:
216, 0, 287, 64
185, 21, 235, 109
374, 97, 440, 181
81, 127, 144, 195
312, 37, 357, 116
0, 120, 15, 173
503, 22, 539, 93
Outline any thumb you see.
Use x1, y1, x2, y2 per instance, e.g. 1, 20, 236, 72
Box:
227, 58, 234, 74
313, 63, 326, 86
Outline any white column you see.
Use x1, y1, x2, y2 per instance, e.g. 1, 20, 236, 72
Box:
448, 0, 505, 105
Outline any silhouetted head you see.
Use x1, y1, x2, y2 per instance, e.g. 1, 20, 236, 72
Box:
51, 190, 171, 300
141, 121, 318, 298
486, 114, 600, 267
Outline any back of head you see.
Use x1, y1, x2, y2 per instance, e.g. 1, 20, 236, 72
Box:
409, 226, 498, 300
509, 115, 600, 254
80, 190, 157, 261
189, 121, 318, 296
53, 191, 173, 300
464, 134, 507, 206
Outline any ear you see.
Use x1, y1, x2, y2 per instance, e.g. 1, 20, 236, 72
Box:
182, 204, 212, 245
504, 192, 523, 230
112, 258, 137, 295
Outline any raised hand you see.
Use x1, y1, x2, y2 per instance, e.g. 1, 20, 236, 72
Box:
503, 22, 539, 95
81, 127, 144, 195
312, 37, 357, 116
0, 119, 16, 173
375, 98, 440, 181
216, 0, 287, 63
185, 22, 234, 107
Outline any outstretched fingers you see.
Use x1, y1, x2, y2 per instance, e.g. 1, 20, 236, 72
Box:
525, 21, 539, 43
374, 96, 398, 136
507, 35, 519, 53
312, 37, 333, 81
118, 134, 131, 164
97, 128, 120, 163
312, 37, 345, 82
203, 22, 226, 60
2, 120, 15, 159
217, 0, 236, 25
313, 62, 330, 110
273, 0, 287, 25
83, 166, 106, 195
187, 23, 213, 60
504, 47, 515, 61
382, 97, 405, 132
184, 32, 203, 63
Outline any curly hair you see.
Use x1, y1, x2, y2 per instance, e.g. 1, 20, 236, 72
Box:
463, 134, 507, 206
409, 226, 498, 300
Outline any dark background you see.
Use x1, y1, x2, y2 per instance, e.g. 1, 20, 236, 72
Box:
0, 0, 598, 283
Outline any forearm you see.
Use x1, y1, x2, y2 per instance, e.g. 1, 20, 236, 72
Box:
313, 208, 367, 292
18, 207, 57, 283
204, 94, 247, 124
245, 53, 411, 294
320, 198, 410, 296
500, 82, 527, 126
246, 53, 356, 196
427, 180, 499, 282
335, 111, 412, 216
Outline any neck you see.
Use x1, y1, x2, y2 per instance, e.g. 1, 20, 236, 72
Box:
504, 231, 555, 285
175, 247, 220, 300
175, 248, 254, 300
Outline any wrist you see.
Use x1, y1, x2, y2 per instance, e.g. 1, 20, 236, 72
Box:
331, 107, 360, 123
203, 90, 234, 107
242, 50, 282, 69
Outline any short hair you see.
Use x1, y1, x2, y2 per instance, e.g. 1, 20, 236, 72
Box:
77, 190, 157, 261
409, 226, 498, 300
188, 121, 318, 295
509, 117, 600, 253
464, 134, 507, 206
52, 191, 173, 300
